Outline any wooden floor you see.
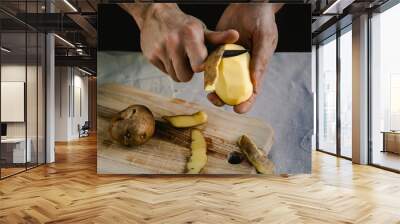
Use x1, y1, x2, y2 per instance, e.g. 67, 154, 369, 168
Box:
1, 167, 26, 178
1, 135, 400, 224
373, 150, 400, 171
1, 163, 44, 178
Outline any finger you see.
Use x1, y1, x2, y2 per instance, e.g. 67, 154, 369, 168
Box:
184, 44, 207, 73
185, 29, 239, 73
183, 30, 208, 73
156, 44, 179, 82
161, 57, 179, 82
233, 94, 257, 114
150, 57, 167, 74
250, 31, 277, 94
207, 92, 225, 107
205, 29, 239, 45
169, 45, 193, 82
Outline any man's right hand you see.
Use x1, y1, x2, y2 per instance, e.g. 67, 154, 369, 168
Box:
120, 3, 239, 82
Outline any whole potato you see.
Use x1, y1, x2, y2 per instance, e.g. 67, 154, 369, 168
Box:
109, 105, 155, 146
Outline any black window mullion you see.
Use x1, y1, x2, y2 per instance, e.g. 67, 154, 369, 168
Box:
367, 11, 373, 165
316, 44, 320, 151
36, 0, 39, 168
336, 30, 341, 157
44, 27, 47, 164
25, 0, 28, 171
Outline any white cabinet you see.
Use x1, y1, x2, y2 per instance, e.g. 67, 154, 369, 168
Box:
1, 138, 32, 163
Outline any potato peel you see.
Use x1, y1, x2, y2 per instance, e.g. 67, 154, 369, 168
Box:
186, 129, 208, 174
162, 111, 208, 128
204, 46, 225, 91
237, 134, 275, 174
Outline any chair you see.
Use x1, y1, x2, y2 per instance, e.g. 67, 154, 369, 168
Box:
79, 121, 90, 138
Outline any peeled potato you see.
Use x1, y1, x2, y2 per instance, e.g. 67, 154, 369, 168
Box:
204, 44, 253, 105
109, 105, 155, 146
162, 111, 207, 128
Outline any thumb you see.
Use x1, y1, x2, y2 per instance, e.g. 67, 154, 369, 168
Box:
204, 29, 239, 45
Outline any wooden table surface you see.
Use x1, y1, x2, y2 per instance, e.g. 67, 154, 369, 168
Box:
97, 84, 275, 174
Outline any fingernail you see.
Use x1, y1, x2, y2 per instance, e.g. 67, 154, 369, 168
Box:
234, 107, 248, 114
252, 73, 262, 94
214, 100, 224, 107
207, 94, 224, 107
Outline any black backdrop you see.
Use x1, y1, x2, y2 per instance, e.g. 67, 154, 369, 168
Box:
98, 4, 311, 52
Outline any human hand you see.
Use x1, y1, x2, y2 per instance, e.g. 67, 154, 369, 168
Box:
121, 3, 239, 82
207, 3, 282, 113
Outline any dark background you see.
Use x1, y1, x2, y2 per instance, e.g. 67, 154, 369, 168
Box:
98, 4, 311, 52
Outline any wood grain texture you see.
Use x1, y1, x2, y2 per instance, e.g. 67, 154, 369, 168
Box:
97, 84, 274, 174
1, 135, 400, 223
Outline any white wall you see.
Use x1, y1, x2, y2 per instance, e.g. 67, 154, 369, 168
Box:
72, 73, 89, 138
1, 63, 46, 164
54, 67, 89, 141
1, 65, 26, 137
55, 67, 69, 141
1, 65, 39, 138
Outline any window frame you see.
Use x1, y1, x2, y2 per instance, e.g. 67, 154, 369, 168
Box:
315, 24, 353, 161
367, 0, 400, 173
0, 1, 48, 180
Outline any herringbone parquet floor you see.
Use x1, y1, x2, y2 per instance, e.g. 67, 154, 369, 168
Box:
1, 135, 400, 224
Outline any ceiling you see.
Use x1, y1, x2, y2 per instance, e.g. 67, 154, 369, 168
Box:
0, 0, 98, 73
0, 0, 394, 73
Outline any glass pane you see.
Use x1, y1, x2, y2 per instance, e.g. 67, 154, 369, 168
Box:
27, 31, 38, 169
38, 33, 45, 165
371, 4, 400, 171
0, 2, 46, 178
318, 37, 337, 154
1, 31, 27, 177
340, 29, 352, 158
312, 46, 317, 151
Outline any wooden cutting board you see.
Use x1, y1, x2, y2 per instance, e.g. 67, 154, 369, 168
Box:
97, 84, 274, 174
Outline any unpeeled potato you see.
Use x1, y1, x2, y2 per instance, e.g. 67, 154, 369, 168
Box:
109, 105, 155, 146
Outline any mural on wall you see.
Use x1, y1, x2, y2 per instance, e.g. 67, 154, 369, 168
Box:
97, 3, 312, 175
